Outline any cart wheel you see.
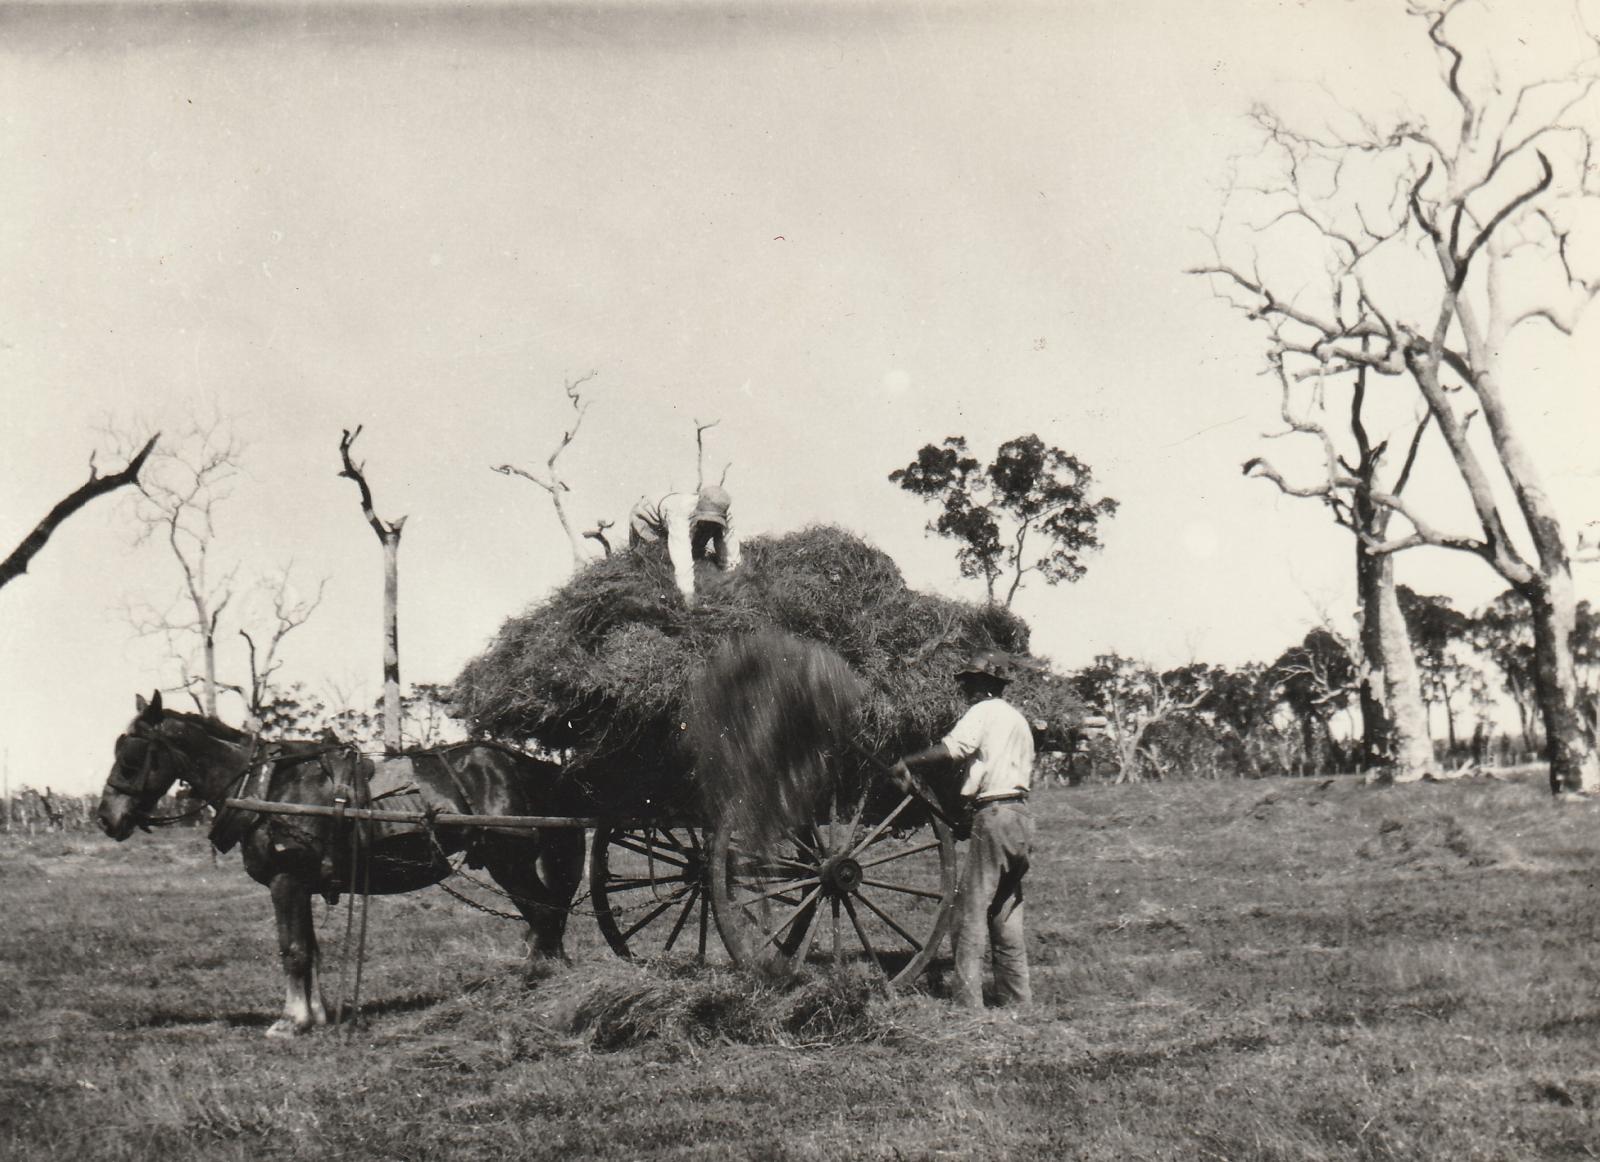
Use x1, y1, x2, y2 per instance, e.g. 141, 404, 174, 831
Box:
591, 824, 716, 962
709, 788, 957, 986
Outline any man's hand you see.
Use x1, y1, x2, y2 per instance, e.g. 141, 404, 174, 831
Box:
889, 759, 913, 793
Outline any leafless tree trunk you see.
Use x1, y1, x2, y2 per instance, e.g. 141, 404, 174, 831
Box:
339, 426, 406, 754
493, 371, 599, 570
238, 567, 328, 725
1195, 1, 1600, 793
123, 418, 245, 717
1234, 351, 1436, 782
1359, 538, 1436, 781
0, 434, 158, 591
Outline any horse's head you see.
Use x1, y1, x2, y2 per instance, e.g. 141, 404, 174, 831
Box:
97, 691, 188, 840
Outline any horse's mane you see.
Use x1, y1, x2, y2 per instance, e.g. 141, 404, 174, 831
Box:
158, 709, 254, 745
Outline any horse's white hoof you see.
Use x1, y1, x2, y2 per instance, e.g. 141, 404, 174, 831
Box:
266, 1019, 306, 1039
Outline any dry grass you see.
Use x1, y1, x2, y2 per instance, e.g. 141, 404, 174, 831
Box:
4, 773, 1600, 1160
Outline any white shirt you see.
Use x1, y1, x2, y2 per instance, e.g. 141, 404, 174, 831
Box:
941, 696, 1035, 801
630, 492, 742, 602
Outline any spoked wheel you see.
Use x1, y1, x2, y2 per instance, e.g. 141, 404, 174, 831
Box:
591, 823, 717, 962
709, 784, 957, 987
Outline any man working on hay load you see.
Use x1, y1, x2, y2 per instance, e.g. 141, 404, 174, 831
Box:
628, 483, 741, 605
892, 650, 1035, 1009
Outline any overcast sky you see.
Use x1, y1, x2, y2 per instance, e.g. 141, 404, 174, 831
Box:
3, 0, 1597, 795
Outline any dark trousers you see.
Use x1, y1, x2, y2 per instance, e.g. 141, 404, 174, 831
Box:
952, 800, 1033, 1008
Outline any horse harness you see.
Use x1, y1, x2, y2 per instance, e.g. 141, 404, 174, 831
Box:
106, 728, 216, 827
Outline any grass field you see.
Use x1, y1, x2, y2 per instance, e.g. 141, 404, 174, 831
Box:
3, 773, 1598, 1161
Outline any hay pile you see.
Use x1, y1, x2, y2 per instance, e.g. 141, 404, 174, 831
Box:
450, 525, 1084, 813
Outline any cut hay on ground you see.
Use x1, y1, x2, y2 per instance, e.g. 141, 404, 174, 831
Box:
450, 525, 1085, 814
561, 960, 898, 1051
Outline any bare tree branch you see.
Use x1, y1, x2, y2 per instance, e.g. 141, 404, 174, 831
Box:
492, 371, 599, 568
582, 517, 615, 559
0, 433, 158, 590
338, 426, 407, 541
694, 417, 720, 490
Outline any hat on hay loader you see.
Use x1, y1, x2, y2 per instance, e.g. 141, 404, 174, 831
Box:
692, 484, 732, 527
956, 649, 1014, 684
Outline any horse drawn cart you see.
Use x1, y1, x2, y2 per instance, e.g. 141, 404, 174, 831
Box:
98, 531, 1069, 1033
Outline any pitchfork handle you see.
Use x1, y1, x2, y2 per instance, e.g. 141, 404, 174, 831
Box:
847, 741, 960, 830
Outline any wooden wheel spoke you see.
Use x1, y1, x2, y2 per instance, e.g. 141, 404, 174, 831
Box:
757, 885, 822, 950
859, 877, 945, 901
846, 795, 913, 859
857, 840, 942, 870
737, 876, 819, 908
604, 874, 693, 891
795, 827, 825, 859
737, 856, 818, 880
656, 828, 699, 856
638, 828, 691, 859
791, 896, 824, 962
710, 813, 955, 988
609, 835, 691, 868
825, 784, 869, 853
852, 888, 924, 952
841, 894, 883, 975
622, 887, 691, 942
661, 886, 700, 953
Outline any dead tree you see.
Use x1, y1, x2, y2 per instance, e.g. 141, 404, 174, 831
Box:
1233, 340, 1438, 781
125, 418, 243, 717
492, 371, 599, 570
339, 426, 406, 754
1195, 0, 1600, 794
694, 417, 730, 489
0, 434, 158, 591
238, 567, 328, 726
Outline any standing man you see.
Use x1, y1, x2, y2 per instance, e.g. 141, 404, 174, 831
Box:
893, 650, 1035, 1009
628, 483, 742, 605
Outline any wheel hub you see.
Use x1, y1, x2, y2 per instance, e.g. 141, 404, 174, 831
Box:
820, 855, 862, 895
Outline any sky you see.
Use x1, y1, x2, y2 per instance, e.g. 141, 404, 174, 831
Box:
2, 0, 1597, 795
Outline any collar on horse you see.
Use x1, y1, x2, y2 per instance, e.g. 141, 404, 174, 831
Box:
208, 739, 368, 853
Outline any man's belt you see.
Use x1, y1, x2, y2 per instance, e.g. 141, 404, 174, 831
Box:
974, 791, 1029, 806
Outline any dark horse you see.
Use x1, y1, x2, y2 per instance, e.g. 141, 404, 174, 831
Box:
97, 691, 586, 1038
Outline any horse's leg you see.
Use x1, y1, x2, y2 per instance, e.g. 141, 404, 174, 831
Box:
484, 829, 586, 966
307, 920, 329, 1027
267, 873, 319, 1038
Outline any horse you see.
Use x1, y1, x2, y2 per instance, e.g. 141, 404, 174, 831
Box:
96, 691, 586, 1038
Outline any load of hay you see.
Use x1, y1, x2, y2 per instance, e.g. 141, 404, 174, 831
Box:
450, 525, 1085, 815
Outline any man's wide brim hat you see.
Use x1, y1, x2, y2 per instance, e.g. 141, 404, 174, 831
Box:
956, 649, 1013, 684
693, 484, 732, 527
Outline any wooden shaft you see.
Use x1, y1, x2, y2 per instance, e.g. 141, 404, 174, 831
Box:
222, 796, 684, 829
846, 741, 959, 828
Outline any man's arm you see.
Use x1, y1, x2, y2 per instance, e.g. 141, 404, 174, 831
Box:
662, 496, 698, 603
890, 743, 952, 790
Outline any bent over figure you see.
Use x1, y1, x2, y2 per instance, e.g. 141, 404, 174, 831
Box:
628, 483, 741, 604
